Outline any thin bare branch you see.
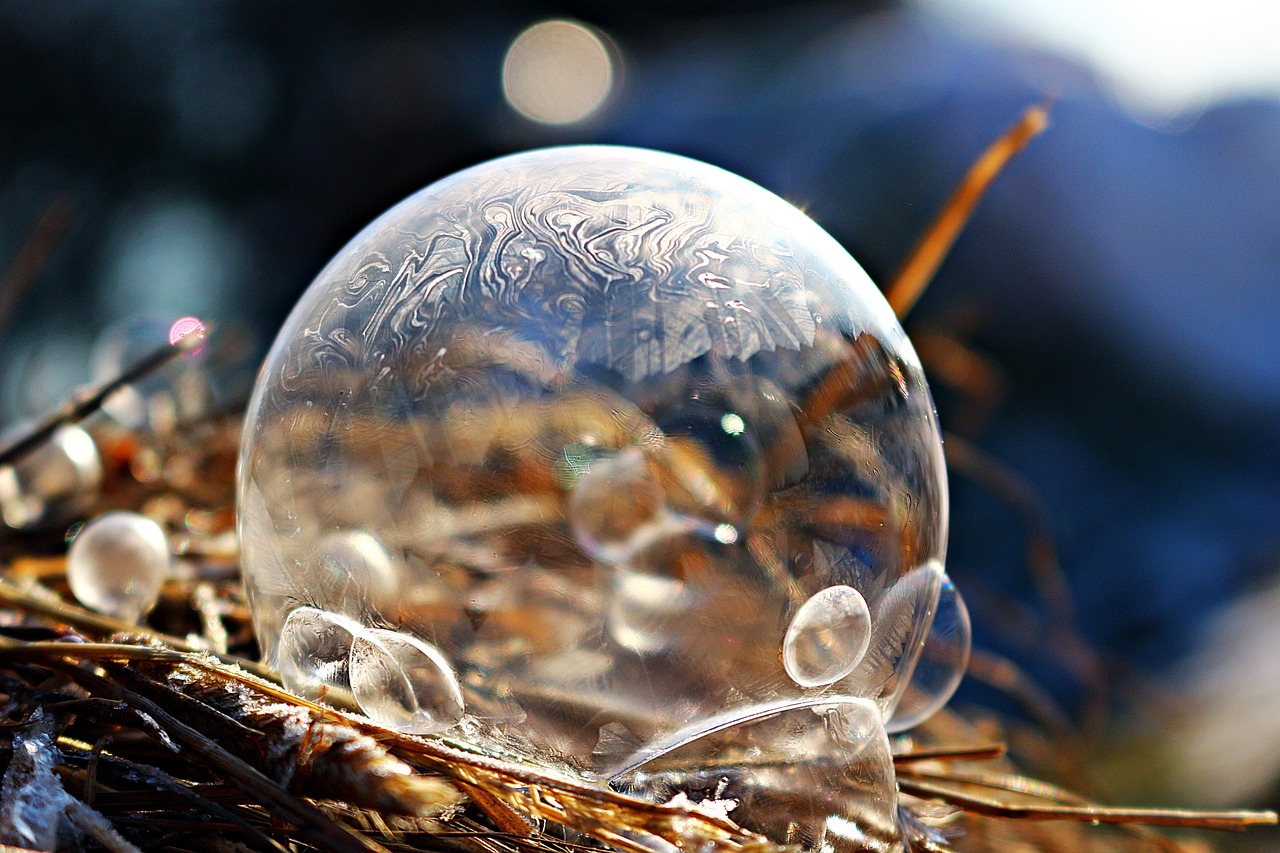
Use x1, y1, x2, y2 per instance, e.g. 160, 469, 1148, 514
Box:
0, 327, 206, 468
0, 197, 76, 333
898, 775, 1278, 830
887, 103, 1050, 318
0, 580, 273, 680
892, 743, 1008, 765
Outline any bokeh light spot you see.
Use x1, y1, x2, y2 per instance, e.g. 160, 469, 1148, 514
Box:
713, 523, 739, 545
168, 316, 205, 346
168, 316, 207, 359
502, 20, 615, 125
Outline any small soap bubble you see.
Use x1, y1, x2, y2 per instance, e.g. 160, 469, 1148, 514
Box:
886, 571, 971, 733
845, 561, 943, 719
651, 401, 765, 530
349, 627, 465, 733
66, 511, 170, 622
783, 585, 872, 688
277, 606, 360, 704
92, 318, 213, 433
568, 448, 670, 564
238, 146, 960, 849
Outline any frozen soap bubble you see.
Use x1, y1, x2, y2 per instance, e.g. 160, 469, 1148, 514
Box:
277, 605, 361, 704
239, 146, 962, 848
67, 511, 170, 622
350, 627, 465, 733
783, 584, 872, 688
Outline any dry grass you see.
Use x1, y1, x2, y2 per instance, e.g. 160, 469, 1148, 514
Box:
0, 377, 1273, 853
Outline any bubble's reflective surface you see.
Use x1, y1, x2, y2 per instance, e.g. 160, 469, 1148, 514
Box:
613, 700, 901, 852
783, 585, 872, 688
568, 448, 670, 563
239, 146, 958, 848
310, 529, 402, 617
67, 511, 170, 622
277, 606, 359, 705
350, 627, 466, 733
858, 560, 944, 723
887, 571, 971, 733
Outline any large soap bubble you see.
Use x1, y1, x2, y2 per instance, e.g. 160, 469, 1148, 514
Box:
239, 145, 960, 849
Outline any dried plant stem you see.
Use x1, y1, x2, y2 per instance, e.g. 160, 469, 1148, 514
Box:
56, 745, 292, 853
0, 579, 273, 680
892, 743, 1008, 765
3, 618, 1276, 848
887, 103, 1050, 318
898, 775, 1277, 830
33, 657, 398, 853
4, 637, 780, 853
2, 637, 774, 853
0, 197, 75, 334
0, 328, 206, 467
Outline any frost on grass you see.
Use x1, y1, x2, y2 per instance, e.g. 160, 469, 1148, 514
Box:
0, 715, 143, 853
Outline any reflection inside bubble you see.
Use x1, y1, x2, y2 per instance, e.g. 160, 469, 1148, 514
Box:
239, 145, 959, 850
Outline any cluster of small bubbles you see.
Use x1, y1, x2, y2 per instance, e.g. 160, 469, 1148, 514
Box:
239, 146, 968, 850
277, 607, 361, 705
278, 605, 466, 733
66, 511, 171, 622
853, 560, 947, 731
0, 425, 103, 530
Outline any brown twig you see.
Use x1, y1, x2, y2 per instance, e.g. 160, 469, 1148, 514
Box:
886, 103, 1050, 318
17, 655, 398, 853
0, 197, 76, 333
892, 743, 1008, 765
57, 745, 293, 853
0, 329, 206, 468
898, 774, 1277, 831
0, 579, 273, 680
2, 637, 774, 853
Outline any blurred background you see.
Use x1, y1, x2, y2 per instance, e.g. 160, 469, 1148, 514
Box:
2, 0, 1278, 832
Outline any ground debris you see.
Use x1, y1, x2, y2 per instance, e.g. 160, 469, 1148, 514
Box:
0, 714, 142, 853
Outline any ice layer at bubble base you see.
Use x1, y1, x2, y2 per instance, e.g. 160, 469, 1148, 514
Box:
237, 145, 968, 850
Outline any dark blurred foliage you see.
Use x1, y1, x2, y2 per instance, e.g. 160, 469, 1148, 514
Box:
3, 0, 1279, 775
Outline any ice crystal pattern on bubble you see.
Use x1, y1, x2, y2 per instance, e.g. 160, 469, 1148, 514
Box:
238, 146, 965, 852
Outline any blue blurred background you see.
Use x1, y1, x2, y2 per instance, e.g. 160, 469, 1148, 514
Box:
2, 0, 1278, 816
